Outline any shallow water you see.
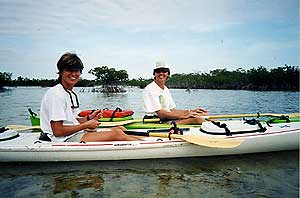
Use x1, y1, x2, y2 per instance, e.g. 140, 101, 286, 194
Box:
0, 87, 299, 197
0, 151, 298, 197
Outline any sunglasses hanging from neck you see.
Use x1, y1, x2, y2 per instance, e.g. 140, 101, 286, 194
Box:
61, 83, 79, 109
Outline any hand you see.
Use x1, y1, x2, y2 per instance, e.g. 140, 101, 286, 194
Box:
189, 111, 202, 118
89, 109, 103, 120
85, 119, 100, 129
193, 108, 208, 115
184, 110, 199, 118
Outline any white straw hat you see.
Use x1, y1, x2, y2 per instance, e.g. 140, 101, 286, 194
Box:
153, 61, 170, 75
155, 61, 169, 69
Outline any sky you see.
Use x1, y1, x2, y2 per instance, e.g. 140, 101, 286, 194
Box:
0, 0, 299, 80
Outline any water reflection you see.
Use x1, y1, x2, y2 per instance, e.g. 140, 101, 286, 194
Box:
53, 174, 104, 194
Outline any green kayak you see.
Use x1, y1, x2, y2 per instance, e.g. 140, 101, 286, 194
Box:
30, 113, 300, 129
30, 115, 134, 126
125, 116, 300, 129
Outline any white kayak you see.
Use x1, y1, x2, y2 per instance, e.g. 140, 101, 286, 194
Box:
0, 120, 299, 162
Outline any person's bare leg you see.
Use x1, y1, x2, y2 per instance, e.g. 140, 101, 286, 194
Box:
81, 128, 143, 142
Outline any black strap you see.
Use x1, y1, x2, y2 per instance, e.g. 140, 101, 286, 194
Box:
39, 132, 51, 142
168, 121, 184, 140
147, 128, 190, 133
0, 127, 8, 133
142, 115, 159, 123
28, 108, 37, 118
244, 119, 266, 132
109, 107, 122, 121
211, 121, 232, 136
61, 83, 79, 109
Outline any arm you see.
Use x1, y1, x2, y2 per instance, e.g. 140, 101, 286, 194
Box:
51, 120, 93, 137
51, 109, 103, 137
156, 109, 194, 120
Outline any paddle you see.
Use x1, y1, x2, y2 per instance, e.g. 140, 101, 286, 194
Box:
124, 130, 243, 148
99, 118, 160, 126
202, 113, 300, 119
6, 125, 42, 131
29, 118, 160, 127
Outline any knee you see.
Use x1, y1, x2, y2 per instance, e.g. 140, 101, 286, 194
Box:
112, 126, 126, 131
115, 128, 125, 134
113, 128, 127, 139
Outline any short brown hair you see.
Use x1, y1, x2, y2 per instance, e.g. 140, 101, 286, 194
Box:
57, 52, 84, 74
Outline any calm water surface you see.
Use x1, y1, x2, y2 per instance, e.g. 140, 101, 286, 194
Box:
0, 87, 299, 197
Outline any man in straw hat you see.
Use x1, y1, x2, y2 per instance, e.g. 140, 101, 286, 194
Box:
143, 61, 208, 124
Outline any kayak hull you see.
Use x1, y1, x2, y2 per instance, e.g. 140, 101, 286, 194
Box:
0, 122, 299, 162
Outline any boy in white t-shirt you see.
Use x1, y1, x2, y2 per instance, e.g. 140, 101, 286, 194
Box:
40, 52, 141, 142
143, 61, 208, 125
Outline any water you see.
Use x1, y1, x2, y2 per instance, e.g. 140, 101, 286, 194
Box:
0, 87, 299, 197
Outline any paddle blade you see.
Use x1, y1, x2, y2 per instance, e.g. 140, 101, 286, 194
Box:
149, 132, 243, 148
288, 113, 300, 117
180, 134, 243, 148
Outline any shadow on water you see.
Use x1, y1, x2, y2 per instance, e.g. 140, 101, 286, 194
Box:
0, 150, 298, 197
0, 87, 12, 93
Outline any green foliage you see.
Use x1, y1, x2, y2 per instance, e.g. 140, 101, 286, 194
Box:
76, 79, 95, 87
166, 65, 299, 91
1, 65, 299, 91
88, 66, 128, 85
126, 78, 152, 88
0, 72, 12, 87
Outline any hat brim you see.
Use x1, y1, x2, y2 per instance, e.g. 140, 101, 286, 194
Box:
153, 67, 170, 75
155, 66, 169, 69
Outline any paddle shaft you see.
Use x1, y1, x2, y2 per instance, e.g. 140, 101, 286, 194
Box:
125, 128, 190, 136
202, 113, 300, 119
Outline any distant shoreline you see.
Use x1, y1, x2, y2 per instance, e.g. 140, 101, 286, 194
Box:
1, 85, 299, 92
1, 65, 299, 92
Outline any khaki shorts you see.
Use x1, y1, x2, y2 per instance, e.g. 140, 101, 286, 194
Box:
65, 132, 85, 142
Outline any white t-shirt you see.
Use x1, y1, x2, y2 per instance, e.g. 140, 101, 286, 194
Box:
40, 84, 83, 142
143, 81, 176, 115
